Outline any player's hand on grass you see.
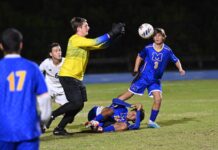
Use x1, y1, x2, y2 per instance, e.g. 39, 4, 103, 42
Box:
179, 69, 185, 76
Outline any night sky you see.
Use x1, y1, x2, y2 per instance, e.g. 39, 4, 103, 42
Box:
0, 0, 217, 72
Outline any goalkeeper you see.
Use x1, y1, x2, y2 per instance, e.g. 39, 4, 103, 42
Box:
46, 17, 125, 135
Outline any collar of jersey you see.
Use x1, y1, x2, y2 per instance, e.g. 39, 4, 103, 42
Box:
4, 54, 21, 58
153, 43, 164, 52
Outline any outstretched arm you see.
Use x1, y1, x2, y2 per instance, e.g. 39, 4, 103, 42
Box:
112, 98, 132, 108
132, 55, 143, 76
74, 23, 125, 50
74, 34, 110, 49
175, 60, 185, 76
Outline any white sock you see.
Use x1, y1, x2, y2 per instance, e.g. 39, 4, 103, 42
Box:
149, 120, 154, 124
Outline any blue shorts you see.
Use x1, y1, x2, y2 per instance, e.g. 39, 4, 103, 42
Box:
129, 76, 162, 97
0, 138, 39, 150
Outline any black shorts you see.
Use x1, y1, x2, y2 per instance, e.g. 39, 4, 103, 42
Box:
59, 76, 87, 103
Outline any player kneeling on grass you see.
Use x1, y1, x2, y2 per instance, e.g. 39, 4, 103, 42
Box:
85, 98, 144, 132
118, 28, 185, 128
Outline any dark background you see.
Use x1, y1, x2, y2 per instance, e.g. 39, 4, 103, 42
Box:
0, 0, 217, 73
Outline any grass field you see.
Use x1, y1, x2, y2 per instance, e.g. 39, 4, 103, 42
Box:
40, 80, 218, 150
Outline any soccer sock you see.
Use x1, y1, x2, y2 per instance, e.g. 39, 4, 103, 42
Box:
94, 114, 104, 122
149, 109, 159, 122
103, 125, 115, 132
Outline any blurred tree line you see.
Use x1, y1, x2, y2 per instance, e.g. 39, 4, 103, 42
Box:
0, 0, 217, 73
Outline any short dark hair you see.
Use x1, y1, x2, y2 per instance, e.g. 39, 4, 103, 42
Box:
1, 28, 23, 53
70, 17, 87, 33
49, 42, 61, 52
153, 28, 167, 38
132, 108, 145, 122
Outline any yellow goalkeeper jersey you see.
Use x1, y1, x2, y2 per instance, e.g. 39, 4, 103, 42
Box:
59, 33, 110, 81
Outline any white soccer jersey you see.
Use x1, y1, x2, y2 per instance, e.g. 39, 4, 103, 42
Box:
39, 58, 68, 105
39, 58, 65, 90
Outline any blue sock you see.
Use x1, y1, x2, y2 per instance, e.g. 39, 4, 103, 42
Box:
95, 114, 104, 122
150, 109, 159, 122
103, 125, 115, 132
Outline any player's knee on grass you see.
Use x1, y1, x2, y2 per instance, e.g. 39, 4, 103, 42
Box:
114, 122, 128, 131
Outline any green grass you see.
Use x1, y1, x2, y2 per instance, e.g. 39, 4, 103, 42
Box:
40, 80, 218, 150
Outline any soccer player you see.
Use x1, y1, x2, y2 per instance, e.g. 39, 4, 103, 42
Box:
117, 28, 185, 128
86, 98, 144, 132
0, 28, 51, 150
39, 42, 68, 106
46, 17, 125, 135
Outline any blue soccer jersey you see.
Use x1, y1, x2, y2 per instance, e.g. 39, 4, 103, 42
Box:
139, 43, 179, 81
109, 103, 128, 122
0, 54, 48, 142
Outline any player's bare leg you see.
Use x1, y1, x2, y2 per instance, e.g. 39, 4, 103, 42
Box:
117, 91, 134, 101
148, 91, 162, 128
152, 91, 162, 110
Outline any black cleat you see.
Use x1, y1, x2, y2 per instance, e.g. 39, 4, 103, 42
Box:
53, 127, 71, 136
45, 115, 55, 129
40, 124, 46, 133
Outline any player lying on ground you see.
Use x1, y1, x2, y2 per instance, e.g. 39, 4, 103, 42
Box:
85, 98, 144, 132
117, 28, 185, 128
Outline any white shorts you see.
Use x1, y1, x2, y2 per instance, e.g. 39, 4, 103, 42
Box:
48, 87, 68, 105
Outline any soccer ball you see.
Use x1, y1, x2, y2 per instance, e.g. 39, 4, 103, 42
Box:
138, 23, 154, 39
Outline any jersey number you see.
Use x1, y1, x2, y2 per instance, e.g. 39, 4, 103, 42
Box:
7, 71, 27, 91
154, 61, 159, 69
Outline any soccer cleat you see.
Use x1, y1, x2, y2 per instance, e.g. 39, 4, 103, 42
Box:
45, 115, 55, 129
147, 122, 160, 128
40, 123, 46, 133
53, 127, 71, 136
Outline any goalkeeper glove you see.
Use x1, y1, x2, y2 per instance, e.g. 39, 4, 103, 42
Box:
108, 23, 125, 39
